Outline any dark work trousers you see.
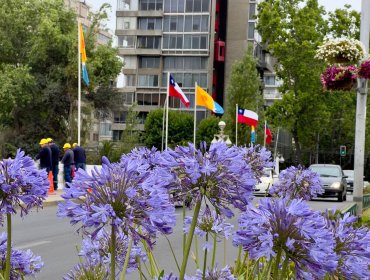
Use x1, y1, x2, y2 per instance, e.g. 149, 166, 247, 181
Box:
52, 164, 59, 190
64, 165, 72, 188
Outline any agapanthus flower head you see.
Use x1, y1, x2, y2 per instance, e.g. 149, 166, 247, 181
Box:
269, 165, 323, 201
233, 198, 338, 279
57, 155, 176, 246
239, 145, 274, 181
79, 228, 146, 275
324, 210, 370, 279
153, 273, 179, 280
156, 142, 256, 217
121, 146, 162, 169
183, 205, 233, 250
63, 262, 108, 280
185, 265, 235, 280
0, 149, 49, 223
0, 232, 43, 279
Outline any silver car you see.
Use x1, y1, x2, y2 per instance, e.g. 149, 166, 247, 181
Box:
343, 170, 354, 192
309, 164, 347, 202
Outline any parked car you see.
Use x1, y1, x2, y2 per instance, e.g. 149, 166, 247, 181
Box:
343, 170, 354, 192
309, 164, 347, 202
253, 168, 274, 196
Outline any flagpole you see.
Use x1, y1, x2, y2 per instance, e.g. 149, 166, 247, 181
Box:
161, 97, 167, 151
193, 82, 197, 145
264, 120, 267, 148
235, 104, 238, 146
165, 72, 170, 150
77, 20, 81, 146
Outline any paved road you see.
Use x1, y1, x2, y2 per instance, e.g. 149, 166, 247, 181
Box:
10, 195, 354, 279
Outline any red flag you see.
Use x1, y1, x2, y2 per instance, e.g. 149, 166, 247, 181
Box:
266, 123, 272, 145
237, 107, 258, 127
169, 75, 190, 108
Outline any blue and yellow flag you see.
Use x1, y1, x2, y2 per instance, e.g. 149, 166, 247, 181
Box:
195, 85, 224, 114
251, 125, 256, 143
79, 23, 89, 86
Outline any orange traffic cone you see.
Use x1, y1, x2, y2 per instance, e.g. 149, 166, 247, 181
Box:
48, 171, 55, 194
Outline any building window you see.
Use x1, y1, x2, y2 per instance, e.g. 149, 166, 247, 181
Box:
93, 133, 99, 141
138, 18, 162, 30
163, 34, 208, 50
100, 122, 112, 136
264, 76, 276, 86
165, 15, 209, 33
137, 36, 161, 49
118, 92, 134, 105
249, 3, 256, 19
138, 75, 159, 87
136, 93, 160, 106
117, 0, 131, 11
164, 0, 185, 12
124, 75, 136, 86
164, 57, 208, 70
185, 0, 209, 12
118, 35, 135, 48
137, 112, 148, 124
139, 56, 160, 68
113, 130, 123, 141
162, 72, 207, 88
114, 112, 128, 123
123, 56, 137, 68
140, 0, 163, 11
117, 17, 136, 30
248, 22, 255, 39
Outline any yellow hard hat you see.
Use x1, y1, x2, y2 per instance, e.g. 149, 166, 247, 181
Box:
39, 138, 48, 145
63, 143, 71, 149
72, 143, 78, 147
46, 138, 53, 143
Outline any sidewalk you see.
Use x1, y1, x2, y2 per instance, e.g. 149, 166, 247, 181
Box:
43, 189, 65, 207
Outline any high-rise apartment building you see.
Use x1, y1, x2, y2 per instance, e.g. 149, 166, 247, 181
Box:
112, 0, 281, 142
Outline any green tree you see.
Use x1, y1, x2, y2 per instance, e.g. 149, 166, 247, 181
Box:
144, 109, 193, 149
224, 47, 264, 146
0, 0, 123, 155
327, 4, 360, 39
197, 115, 222, 146
257, 0, 330, 163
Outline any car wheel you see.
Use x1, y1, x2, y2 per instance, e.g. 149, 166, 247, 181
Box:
338, 191, 343, 202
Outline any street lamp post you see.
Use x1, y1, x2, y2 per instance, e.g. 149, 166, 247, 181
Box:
353, 0, 370, 216
211, 121, 232, 145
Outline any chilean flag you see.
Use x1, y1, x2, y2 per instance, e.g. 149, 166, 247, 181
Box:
265, 123, 272, 145
169, 75, 190, 108
237, 107, 258, 127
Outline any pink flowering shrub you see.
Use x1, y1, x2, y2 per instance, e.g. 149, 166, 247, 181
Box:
320, 65, 358, 91
359, 60, 370, 79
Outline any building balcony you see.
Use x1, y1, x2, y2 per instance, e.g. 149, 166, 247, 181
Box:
115, 30, 162, 36
118, 48, 162, 56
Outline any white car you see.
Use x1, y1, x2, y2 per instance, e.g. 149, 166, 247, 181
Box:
253, 168, 274, 196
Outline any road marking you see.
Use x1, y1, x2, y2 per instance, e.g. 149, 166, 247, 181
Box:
15, 241, 52, 249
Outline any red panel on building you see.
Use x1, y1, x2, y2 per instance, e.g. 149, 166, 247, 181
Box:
214, 40, 225, 62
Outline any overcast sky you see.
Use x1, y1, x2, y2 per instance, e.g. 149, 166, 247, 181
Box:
88, 0, 362, 33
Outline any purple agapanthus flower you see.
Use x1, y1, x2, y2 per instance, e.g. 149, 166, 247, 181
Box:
154, 142, 256, 217
63, 261, 108, 280
57, 155, 176, 246
153, 273, 179, 280
79, 229, 146, 275
233, 198, 338, 279
0, 233, 43, 279
0, 149, 49, 223
121, 146, 163, 169
185, 265, 235, 280
239, 145, 274, 180
269, 165, 323, 201
183, 205, 233, 250
324, 210, 370, 279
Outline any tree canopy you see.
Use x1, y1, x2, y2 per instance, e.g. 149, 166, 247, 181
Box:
0, 0, 123, 156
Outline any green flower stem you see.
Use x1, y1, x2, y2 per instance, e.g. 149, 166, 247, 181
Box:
273, 247, 283, 279
202, 233, 209, 280
235, 245, 242, 274
182, 202, 186, 257
164, 235, 180, 272
137, 256, 143, 280
5, 214, 11, 280
195, 236, 199, 269
111, 226, 116, 280
211, 233, 217, 268
281, 254, 289, 279
120, 236, 133, 280
179, 198, 202, 280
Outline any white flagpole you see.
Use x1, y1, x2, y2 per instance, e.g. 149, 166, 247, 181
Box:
161, 97, 167, 151
235, 104, 238, 146
77, 20, 81, 146
264, 120, 267, 148
165, 72, 170, 150
193, 82, 197, 145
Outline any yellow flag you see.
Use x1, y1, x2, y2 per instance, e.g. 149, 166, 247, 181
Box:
195, 85, 224, 114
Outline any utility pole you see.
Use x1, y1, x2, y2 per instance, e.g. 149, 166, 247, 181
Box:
353, 0, 370, 216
